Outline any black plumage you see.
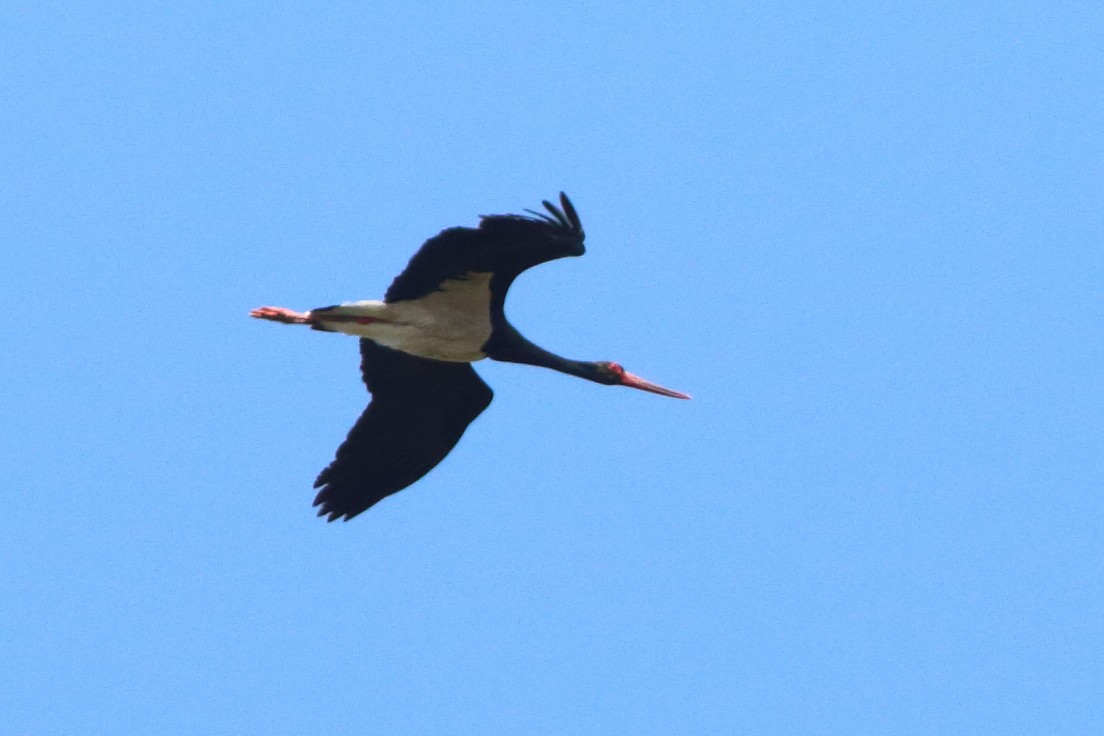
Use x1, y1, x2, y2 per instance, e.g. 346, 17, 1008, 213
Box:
383, 194, 584, 305
252, 193, 688, 522
312, 340, 493, 521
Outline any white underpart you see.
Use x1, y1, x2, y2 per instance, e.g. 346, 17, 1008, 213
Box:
312, 272, 495, 362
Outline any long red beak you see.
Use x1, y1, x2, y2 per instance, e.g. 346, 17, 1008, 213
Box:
619, 370, 691, 399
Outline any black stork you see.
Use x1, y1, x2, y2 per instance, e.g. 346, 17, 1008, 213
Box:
251, 193, 689, 521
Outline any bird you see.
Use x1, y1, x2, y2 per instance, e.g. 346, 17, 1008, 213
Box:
251, 193, 689, 521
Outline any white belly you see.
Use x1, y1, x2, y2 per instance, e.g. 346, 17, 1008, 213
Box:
314, 272, 494, 362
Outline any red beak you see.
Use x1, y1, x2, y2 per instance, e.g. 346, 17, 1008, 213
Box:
619, 370, 691, 399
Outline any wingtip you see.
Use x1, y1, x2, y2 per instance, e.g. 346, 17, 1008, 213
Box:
558, 192, 580, 232
540, 199, 566, 228
315, 504, 348, 523
505, 193, 582, 234
313, 491, 364, 523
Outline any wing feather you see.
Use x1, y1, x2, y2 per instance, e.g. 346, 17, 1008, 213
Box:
312, 339, 493, 521
384, 192, 585, 304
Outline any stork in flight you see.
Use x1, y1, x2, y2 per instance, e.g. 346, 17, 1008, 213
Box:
251, 193, 689, 521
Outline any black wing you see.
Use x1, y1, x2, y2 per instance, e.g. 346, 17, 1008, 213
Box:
312, 339, 494, 521
384, 192, 585, 304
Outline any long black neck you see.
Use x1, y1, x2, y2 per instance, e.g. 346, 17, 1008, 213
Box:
483, 319, 600, 382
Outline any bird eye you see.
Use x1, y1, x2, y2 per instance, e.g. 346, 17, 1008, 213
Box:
606, 362, 624, 375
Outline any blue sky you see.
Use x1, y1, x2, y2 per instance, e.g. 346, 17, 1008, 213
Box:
3, 2, 1102, 733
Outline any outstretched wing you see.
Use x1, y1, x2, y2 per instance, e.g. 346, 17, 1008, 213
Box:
383, 192, 586, 305
312, 339, 494, 521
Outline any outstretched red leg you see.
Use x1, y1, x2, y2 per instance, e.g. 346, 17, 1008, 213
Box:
250, 306, 312, 324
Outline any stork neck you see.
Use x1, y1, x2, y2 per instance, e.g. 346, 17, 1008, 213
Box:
483, 321, 597, 381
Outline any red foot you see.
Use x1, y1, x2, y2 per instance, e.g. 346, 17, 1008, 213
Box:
250, 306, 312, 324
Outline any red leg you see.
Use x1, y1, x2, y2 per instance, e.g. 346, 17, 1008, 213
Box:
250, 306, 312, 324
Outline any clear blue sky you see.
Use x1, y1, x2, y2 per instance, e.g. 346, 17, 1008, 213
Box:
3, 2, 1102, 734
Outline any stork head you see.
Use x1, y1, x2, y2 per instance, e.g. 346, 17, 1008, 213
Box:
593, 361, 690, 399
